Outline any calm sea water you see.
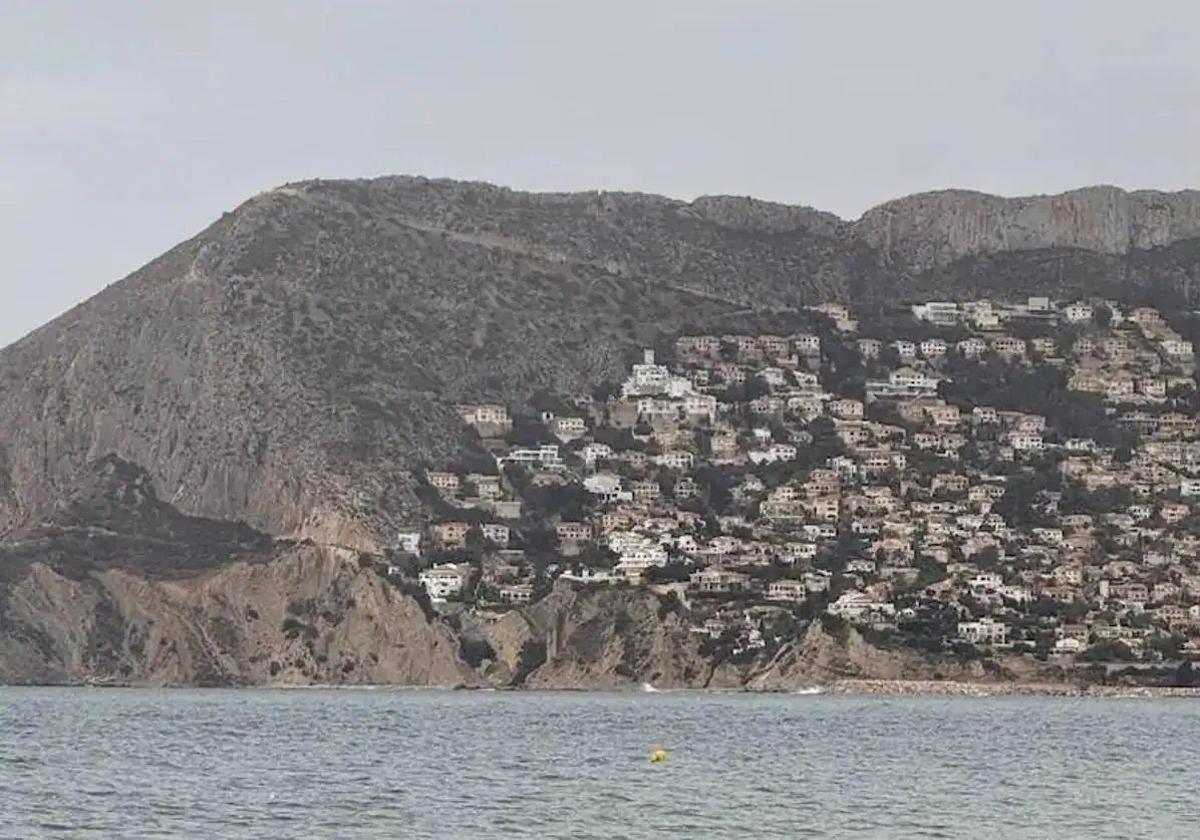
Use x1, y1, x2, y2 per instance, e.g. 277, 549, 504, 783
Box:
1, 687, 1196, 838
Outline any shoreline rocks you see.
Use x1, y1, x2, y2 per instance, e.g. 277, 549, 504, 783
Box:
826, 678, 1200, 699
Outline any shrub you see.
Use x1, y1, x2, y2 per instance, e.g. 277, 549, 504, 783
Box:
460, 638, 497, 668
512, 640, 548, 685
281, 617, 306, 639
656, 591, 684, 619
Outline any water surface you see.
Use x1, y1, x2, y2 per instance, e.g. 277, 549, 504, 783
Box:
1, 687, 1195, 838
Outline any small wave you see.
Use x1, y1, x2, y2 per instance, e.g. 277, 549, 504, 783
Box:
792, 686, 825, 695
641, 682, 660, 693
262, 683, 454, 692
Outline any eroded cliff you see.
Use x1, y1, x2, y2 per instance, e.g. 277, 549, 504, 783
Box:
0, 546, 472, 686
855, 185, 1200, 270
3, 560, 1023, 690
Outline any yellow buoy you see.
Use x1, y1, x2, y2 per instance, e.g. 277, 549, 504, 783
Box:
649, 748, 668, 764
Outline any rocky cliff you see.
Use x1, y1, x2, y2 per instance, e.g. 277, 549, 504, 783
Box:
1, 553, 1030, 689
0, 456, 1034, 689
855, 185, 1200, 271
2, 174, 1200, 686
0, 543, 476, 686
0, 459, 472, 686
480, 583, 710, 689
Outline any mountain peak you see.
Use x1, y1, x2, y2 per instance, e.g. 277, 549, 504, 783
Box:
687, 194, 846, 237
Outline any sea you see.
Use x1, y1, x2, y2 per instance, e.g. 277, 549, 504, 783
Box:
0, 686, 1196, 838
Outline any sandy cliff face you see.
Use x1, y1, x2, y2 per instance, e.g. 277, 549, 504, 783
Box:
856, 186, 1200, 270
0, 546, 473, 686
0, 562, 1060, 689
514, 583, 710, 689
742, 622, 980, 689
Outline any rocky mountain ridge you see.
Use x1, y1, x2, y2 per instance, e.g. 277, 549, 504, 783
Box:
856, 185, 1200, 271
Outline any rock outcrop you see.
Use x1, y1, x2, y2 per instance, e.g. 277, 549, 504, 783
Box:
0, 556, 1068, 689
855, 185, 1200, 271
688, 194, 846, 237
743, 621, 983, 690
0, 546, 473, 686
509, 583, 708, 689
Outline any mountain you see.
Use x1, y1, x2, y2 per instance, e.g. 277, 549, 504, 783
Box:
0, 177, 871, 553
1, 175, 1199, 686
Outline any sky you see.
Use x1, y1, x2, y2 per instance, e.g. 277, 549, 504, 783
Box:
2, 0, 1198, 346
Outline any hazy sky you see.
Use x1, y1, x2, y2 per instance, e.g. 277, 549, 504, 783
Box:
2, 0, 1198, 345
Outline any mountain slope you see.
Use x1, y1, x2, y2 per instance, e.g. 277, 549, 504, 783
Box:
0, 177, 870, 550
3, 177, 1200, 548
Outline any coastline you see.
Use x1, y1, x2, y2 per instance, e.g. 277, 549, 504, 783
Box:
8, 676, 1200, 699
825, 679, 1200, 699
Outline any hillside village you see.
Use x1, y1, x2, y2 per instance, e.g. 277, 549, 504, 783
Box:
393, 295, 1200, 674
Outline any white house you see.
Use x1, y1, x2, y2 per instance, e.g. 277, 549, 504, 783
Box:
1063, 302, 1094, 323
793, 334, 821, 355
584, 472, 623, 497
1009, 433, 1044, 451
657, 450, 696, 471
767, 579, 807, 602
912, 302, 960, 325
683, 393, 718, 421
419, 563, 468, 603
748, 443, 798, 465
395, 531, 422, 555
426, 471, 460, 493
580, 442, 614, 466
1164, 340, 1194, 358
827, 590, 892, 620
957, 617, 1009, 646
551, 416, 587, 440
456, 404, 513, 433
614, 542, 669, 579
623, 349, 671, 396
497, 444, 564, 470
865, 368, 940, 400
957, 337, 988, 358
920, 338, 947, 358
481, 523, 510, 546
857, 338, 882, 359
